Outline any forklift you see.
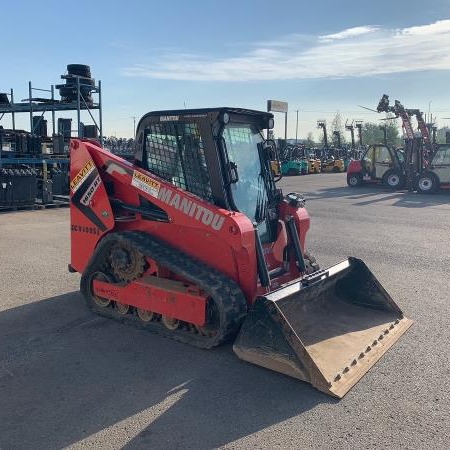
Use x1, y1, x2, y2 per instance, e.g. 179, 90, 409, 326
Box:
347, 143, 405, 188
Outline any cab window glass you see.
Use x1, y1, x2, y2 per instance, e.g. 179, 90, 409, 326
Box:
373, 146, 391, 163
433, 146, 450, 164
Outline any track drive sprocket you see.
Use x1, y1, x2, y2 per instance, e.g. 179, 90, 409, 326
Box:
110, 240, 146, 282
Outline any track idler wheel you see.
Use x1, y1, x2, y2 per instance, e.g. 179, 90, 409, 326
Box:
196, 298, 220, 338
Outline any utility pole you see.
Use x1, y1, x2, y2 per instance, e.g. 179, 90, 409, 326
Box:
295, 110, 299, 143
131, 116, 137, 138
284, 111, 288, 142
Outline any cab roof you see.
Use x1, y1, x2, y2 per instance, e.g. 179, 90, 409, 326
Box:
140, 107, 273, 120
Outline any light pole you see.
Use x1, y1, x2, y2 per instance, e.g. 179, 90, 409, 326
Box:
131, 116, 137, 138
284, 111, 288, 142
295, 109, 299, 143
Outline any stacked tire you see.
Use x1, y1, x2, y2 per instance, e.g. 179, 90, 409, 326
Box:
67, 64, 91, 78
59, 64, 95, 106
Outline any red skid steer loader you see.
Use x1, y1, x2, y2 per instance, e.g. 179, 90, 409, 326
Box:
69, 108, 412, 397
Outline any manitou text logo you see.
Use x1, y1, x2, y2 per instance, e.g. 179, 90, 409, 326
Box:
160, 115, 179, 122
158, 187, 225, 231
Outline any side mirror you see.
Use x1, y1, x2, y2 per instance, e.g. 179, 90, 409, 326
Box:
228, 161, 239, 183
265, 139, 282, 182
264, 139, 277, 159
221, 136, 239, 184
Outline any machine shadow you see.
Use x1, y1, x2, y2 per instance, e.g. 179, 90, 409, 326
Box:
303, 184, 450, 208
0, 292, 334, 450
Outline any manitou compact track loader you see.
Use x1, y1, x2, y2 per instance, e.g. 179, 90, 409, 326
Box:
69, 108, 412, 398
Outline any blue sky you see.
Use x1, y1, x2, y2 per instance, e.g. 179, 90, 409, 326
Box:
2, 0, 450, 139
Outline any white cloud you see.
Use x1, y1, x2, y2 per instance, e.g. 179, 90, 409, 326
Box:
121, 20, 450, 82
398, 19, 450, 36
319, 26, 378, 42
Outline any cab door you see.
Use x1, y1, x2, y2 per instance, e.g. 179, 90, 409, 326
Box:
373, 145, 394, 179
430, 145, 450, 184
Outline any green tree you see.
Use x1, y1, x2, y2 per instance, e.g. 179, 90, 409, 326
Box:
305, 132, 316, 147
362, 121, 401, 146
331, 111, 346, 146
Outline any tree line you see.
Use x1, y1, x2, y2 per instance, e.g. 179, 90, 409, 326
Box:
301, 112, 450, 147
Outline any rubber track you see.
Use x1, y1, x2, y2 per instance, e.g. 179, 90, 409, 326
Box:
80, 231, 248, 349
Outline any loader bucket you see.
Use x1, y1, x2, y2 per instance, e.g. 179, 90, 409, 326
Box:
233, 257, 412, 398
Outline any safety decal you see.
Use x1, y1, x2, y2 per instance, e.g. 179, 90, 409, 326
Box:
70, 159, 95, 193
131, 170, 161, 198
80, 174, 102, 206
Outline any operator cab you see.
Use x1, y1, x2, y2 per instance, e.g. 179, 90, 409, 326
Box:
133, 108, 280, 242
361, 144, 402, 179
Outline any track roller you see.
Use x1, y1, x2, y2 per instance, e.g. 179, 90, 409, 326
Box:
115, 302, 130, 315
161, 316, 180, 330
136, 308, 155, 322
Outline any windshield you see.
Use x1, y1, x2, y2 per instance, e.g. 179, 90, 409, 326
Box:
433, 145, 450, 164
221, 123, 269, 234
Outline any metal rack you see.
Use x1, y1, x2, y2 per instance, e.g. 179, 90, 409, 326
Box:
0, 70, 103, 207
0, 79, 102, 133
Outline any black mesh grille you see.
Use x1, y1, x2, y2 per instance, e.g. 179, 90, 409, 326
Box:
145, 122, 212, 202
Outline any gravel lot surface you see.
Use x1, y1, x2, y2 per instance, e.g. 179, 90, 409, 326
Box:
0, 174, 449, 449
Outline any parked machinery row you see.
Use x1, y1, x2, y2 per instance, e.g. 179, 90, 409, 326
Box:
347, 141, 450, 193
276, 143, 356, 176
347, 94, 450, 193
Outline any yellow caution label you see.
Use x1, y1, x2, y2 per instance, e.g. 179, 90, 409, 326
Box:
131, 170, 161, 198
70, 159, 95, 193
